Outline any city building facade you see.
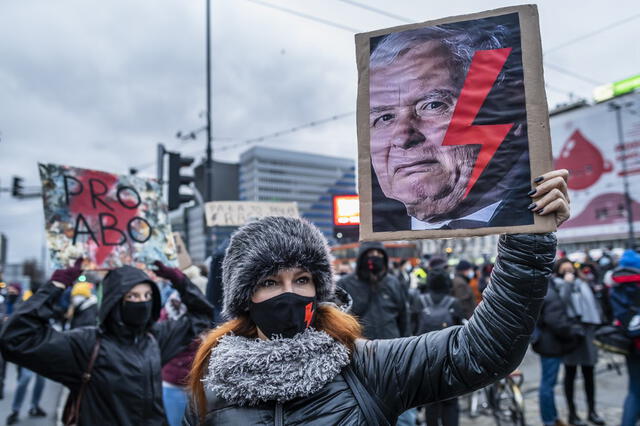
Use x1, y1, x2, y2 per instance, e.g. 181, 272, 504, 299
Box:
239, 146, 356, 243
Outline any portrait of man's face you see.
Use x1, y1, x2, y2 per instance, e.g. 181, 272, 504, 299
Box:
369, 40, 478, 222
365, 12, 535, 233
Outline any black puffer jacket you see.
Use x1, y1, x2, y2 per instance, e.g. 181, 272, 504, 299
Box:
338, 242, 410, 339
185, 233, 555, 425
0, 266, 213, 426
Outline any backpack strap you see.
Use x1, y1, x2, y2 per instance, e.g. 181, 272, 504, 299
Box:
442, 295, 456, 310
65, 336, 101, 426
343, 364, 391, 426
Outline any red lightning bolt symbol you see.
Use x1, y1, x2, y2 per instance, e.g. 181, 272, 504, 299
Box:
442, 47, 514, 198
304, 302, 314, 328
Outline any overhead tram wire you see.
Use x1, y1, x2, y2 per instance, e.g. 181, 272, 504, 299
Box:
543, 63, 603, 86
335, 0, 413, 23
213, 111, 355, 152
244, 0, 359, 33
544, 12, 640, 55
330, 0, 608, 93
132, 111, 356, 171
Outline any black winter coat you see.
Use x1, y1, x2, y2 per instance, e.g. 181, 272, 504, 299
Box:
532, 278, 582, 357
0, 266, 213, 426
185, 233, 556, 425
338, 242, 410, 339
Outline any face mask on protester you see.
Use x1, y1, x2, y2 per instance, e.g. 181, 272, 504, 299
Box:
403, 264, 412, 273
466, 270, 475, 280
365, 256, 386, 276
121, 300, 153, 328
7, 294, 19, 304
249, 292, 316, 339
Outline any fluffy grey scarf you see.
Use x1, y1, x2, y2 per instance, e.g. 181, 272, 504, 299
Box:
203, 328, 349, 406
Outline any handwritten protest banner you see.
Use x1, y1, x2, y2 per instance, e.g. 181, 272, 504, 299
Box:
204, 201, 299, 227
355, 5, 555, 241
39, 163, 177, 269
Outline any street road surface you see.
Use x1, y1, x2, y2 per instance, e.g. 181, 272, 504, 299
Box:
0, 363, 60, 426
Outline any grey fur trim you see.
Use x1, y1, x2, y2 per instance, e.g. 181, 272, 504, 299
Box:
203, 328, 349, 406
221, 216, 335, 319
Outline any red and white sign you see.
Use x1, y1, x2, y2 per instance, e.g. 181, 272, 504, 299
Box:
551, 92, 640, 242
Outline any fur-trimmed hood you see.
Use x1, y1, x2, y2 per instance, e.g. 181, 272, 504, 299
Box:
221, 216, 335, 319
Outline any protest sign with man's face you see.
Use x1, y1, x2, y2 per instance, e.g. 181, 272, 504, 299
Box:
356, 5, 555, 240
39, 163, 177, 269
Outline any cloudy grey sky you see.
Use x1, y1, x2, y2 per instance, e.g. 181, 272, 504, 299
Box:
1, 0, 638, 265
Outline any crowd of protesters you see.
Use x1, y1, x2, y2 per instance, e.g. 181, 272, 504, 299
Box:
0, 168, 638, 425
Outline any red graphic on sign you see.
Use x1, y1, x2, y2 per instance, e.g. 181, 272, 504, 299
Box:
554, 129, 613, 190
442, 48, 514, 198
67, 170, 142, 265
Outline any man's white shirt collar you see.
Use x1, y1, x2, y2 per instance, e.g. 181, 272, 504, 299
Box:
411, 200, 502, 230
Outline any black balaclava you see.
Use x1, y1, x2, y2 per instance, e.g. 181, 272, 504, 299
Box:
121, 300, 153, 329
249, 292, 316, 339
357, 250, 387, 282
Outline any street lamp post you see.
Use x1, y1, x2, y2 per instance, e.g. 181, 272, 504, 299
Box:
610, 101, 636, 248
205, 0, 214, 202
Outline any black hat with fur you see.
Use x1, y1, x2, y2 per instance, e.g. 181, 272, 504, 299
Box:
221, 216, 335, 319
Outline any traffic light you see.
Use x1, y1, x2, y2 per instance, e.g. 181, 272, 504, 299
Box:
11, 176, 24, 198
168, 152, 195, 211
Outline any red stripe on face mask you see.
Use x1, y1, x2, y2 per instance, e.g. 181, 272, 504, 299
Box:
304, 302, 314, 328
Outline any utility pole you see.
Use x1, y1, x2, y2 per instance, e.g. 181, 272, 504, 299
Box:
610, 101, 636, 248
157, 143, 166, 183
205, 0, 214, 202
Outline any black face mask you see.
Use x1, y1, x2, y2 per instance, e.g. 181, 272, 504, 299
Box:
7, 294, 19, 304
121, 300, 153, 329
249, 292, 316, 339
365, 256, 386, 276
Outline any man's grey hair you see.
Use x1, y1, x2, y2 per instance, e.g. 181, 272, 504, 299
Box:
370, 23, 508, 89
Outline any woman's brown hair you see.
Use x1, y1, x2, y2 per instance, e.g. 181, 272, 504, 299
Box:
187, 304, 362, 419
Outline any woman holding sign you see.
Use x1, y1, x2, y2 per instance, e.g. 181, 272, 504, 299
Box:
0, 260, 213, 425
184, 170, 570, 425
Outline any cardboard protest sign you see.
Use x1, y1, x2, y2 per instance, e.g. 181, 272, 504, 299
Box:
172, 232, 192, 270
204, 201, 299, 227
355, 4, 555, 241
39, 163, 177, 269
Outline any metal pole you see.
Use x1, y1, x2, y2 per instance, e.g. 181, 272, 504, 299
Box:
205, 0, 214, 202
157, 143, 165, 183
611, 102, 636, 248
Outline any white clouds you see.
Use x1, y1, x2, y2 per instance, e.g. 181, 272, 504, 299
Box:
0, 0, 637, 263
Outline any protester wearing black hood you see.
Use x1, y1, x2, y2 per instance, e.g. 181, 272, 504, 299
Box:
337, 242, 410, 340
452, 260, 478, 320
0, 259, 213, 425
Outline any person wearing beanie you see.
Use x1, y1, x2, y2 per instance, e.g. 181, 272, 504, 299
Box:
186, 165, 569, 426
68, 281, 99, 329
0, 258, 214, 425
452, 259, 477, 319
